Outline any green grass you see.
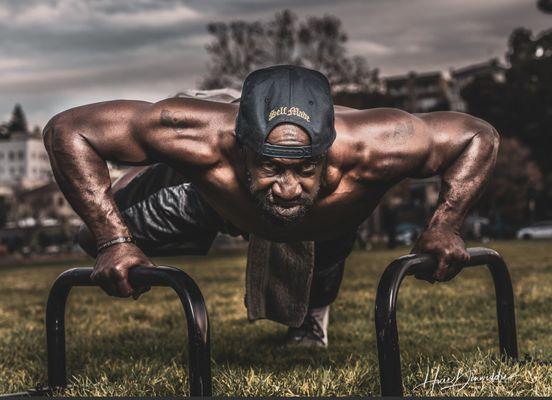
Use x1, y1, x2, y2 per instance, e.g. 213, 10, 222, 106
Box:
1, 240, 551, 396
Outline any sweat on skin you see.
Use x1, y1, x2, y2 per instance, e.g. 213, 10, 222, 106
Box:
42, 71, 499, 298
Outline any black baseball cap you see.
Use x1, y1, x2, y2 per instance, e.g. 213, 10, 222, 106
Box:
235, 65, 336, 159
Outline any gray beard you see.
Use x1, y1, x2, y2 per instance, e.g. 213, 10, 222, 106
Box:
245, 169, 315, 227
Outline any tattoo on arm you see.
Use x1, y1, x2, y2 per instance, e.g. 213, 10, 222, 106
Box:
391, 120, 414, 144
160, 109, 187, 133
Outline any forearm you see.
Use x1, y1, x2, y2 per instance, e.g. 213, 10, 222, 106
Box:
428, 127, 500, 232
43, 122, 131, 245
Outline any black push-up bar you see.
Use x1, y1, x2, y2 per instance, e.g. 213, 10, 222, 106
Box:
2, 247, 518, 397
2, 265, 212, 397
375, 247, 518, 396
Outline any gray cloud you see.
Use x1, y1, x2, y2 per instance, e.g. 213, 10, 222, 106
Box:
0, 0, 550, 125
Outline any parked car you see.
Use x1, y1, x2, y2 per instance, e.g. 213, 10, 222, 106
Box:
516, 221, 552, 240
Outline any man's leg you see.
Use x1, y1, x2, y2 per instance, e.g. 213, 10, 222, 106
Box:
77, 163, 226, 258
286, 229, 359, 347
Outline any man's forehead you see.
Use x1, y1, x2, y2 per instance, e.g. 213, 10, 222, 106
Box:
267, 123, 311, 145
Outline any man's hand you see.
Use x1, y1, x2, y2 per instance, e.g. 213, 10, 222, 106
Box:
91, 242, 155, 299
411, 225, 470, 283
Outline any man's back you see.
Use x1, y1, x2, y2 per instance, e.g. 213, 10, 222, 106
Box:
44, 65, 498, 298
47, 98, 404, 240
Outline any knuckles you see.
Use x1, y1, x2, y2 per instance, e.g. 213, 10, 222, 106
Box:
112, 264, 129, 276
89, 243, 154, 298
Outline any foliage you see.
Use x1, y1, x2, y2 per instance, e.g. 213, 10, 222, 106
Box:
8, 104, 28, 133
201, 10, 380, 93
461, 28, 552, 176
537, 0, 552, 14
462, 27, 552, 220
477, 138, 542, 226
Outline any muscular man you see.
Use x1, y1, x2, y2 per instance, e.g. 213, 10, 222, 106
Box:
43, 65, 499, 347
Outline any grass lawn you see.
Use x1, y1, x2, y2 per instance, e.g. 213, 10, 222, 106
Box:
0, 240, 551, 396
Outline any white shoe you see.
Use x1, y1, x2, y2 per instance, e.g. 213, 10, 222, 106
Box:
285, 306, 329, 347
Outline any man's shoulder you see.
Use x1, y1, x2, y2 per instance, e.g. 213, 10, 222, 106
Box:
335, 107, 422, 147
336, 107, 414, 125
153, 96, 238, 119
137, 97, 239, 169
333, 108, 431, 182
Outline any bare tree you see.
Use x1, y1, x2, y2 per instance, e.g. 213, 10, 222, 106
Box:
201, 10, 380, 93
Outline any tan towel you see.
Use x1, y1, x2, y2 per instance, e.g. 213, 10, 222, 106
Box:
245, 234, 315, 327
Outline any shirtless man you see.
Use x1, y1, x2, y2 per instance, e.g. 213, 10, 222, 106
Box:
43, 65, 499, 347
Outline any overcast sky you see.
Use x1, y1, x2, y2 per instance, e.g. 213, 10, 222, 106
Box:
1, 0, 550, 127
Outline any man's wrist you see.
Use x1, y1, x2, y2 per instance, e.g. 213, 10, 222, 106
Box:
97, 236, 134, 253
427, 212, 463, 233
92, 224, 132, 248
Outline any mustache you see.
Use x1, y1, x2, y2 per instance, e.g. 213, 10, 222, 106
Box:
265, 193, 312, 207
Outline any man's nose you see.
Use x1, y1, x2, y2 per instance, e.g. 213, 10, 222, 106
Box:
272, 174, 302, 201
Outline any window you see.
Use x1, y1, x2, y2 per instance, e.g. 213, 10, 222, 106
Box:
8, 151, 14, 161
18, 150, 24, 160
418, 97, 439, 110
0, 152, 3, 159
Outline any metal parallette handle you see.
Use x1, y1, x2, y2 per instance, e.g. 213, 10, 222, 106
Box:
45, 265, 212, 396
375, 247, 518, 396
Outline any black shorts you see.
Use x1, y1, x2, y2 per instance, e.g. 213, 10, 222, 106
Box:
114, 163, 358, 307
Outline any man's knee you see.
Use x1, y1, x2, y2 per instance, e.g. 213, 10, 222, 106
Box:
309, 229, 358, 308
309, 260, 346, 308
77, 223, 97, 258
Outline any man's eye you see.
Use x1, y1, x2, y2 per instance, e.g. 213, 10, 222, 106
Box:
261, 163, 278, 173
299, 164, 316, 175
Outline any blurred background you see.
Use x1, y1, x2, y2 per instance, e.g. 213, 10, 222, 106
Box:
0, 0, 551, 260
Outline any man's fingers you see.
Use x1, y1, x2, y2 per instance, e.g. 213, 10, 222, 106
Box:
461, 249, 471, 263
433, 257, 449, 281
433, 250, 470, 282
91, 269, 120, 297
92, 267, 133, 297
112, 267, 134, 297
114, 277, 133, 298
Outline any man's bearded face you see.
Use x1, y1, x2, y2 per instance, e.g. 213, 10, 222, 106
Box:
243, 124, 326, 226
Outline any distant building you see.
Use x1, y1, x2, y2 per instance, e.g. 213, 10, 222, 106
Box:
449, 58, 506, 112
0, 131, 52, 187
384, 70, 453, 113
16, 181, 76, 221
0, 181, 81, 253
